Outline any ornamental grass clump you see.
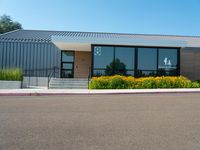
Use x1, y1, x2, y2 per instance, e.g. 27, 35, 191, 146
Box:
89, 75, 199, 89
0, 68, 23, 81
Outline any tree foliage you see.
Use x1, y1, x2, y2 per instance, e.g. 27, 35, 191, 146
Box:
0, 15, 22, 34
105, 59, 127, 76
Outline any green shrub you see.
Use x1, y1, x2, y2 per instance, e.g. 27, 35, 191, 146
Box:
188, 82, 200, 88
196, 80, 200, 83
89, 76, 110, 89
195, 80, 200, 87
89, 75, 200, 89
109, 76, 129, 89
0, 69, 23, 81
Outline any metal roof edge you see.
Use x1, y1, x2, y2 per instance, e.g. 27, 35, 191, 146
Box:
0, 29, 22, 38
1, 29, 200, 41
15, 29, 200, 38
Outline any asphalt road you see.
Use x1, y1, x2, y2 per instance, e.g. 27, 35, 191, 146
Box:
0, 93, 200, 150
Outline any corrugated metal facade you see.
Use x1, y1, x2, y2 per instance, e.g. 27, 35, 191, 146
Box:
0, 41, 61, 77
1, 29, 200, 80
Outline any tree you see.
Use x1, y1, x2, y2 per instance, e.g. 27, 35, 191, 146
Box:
0, 15, 22, 34
105, 59, 127, 76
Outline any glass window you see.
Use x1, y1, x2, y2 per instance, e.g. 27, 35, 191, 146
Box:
136, 70, 157, 77
93, 69, 106, 76
93, 46, 135, 76
138, 48, 157, 70
93, 46, 114, 69
62, 63, 73, 69
157, 69, 178, 76
92, 46, 179, 77
158, 48, 178, 76
115, 47, 135, 70
61, 70, 73, 78
158, 48, 178, 70
62, 51, 74, 62
126, 71, 134, 76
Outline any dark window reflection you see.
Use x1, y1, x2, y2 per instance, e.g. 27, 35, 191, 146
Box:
158, 49, 178, 76
105, 58, 127, 76
61, 70, 73, 78
93, 69, 106, 76
93, 46, 114, 69
93, 46, 179, 77
115, 47, 135, 70
157, 69, 178, 76
62, 51, 74, 62
137, 70, 157, 77
138, 48, 157, 70
93, 46, 135, 76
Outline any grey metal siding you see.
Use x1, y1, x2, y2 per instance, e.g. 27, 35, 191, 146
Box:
0, 42, 3, 68
180, 47, 200, 81
0, 41, 61, 77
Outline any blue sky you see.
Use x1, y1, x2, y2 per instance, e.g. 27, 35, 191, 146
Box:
0, 0, 200, 36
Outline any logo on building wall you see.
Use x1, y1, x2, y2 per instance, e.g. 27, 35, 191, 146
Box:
94, 47, 102, 56
158, 57, 175, 69
164, 57, 172, 67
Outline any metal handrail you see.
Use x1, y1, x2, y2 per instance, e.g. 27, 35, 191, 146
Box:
88, 67, 91, 89
47, 66, 60, 89
22, 67, 59, 88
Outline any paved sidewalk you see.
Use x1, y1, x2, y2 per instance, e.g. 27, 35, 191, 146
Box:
0, 88, 200, 96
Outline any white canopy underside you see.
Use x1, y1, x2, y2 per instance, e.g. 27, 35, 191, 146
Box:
52, 36, 200, 51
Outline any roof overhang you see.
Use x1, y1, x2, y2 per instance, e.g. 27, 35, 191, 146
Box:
52, 35, 189, 51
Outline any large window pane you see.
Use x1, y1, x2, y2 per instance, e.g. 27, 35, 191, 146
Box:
158, 48, 178, 76
115, 47, 135, 70
115, 47, 135, 75
93, 46, 114, 69
62, 63, 73, 69
93, 46, 135, 76
61, 70, 73, 78
138, 48, 157, 70
62, 51, 74, 62
93, 69, 106, 76
158, 48, 178, 69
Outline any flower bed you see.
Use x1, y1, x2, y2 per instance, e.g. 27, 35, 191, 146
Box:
89, 75, 200, 89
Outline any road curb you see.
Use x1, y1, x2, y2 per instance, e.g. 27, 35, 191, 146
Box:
0, 89, 200, 96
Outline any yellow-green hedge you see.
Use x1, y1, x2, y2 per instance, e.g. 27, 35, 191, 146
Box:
89, 75, 200, 89
0, 69, 23, 81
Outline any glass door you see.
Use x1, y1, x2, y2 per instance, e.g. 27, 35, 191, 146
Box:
61, 51, 74, 78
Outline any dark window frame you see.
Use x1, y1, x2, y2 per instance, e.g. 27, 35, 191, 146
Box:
91, 44, 180, 77
92, 45, 135, 76
60, 50, 75, 78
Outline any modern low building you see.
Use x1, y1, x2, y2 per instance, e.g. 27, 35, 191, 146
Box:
0, 29, 200, 83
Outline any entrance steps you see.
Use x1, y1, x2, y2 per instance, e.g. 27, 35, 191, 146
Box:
49, 78, 89, 89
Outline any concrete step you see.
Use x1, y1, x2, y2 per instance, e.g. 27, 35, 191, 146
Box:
49, 85, 88, 89
50, 80, 88, 83
51, 78, 88, 81
49, 78, 89, 89
50, 86, 88, 89
50, 81, 88, 83
49, 86, 88, 89
50, 84, 88, 86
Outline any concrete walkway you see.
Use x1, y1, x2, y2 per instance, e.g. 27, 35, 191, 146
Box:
0, 88, 200, 96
